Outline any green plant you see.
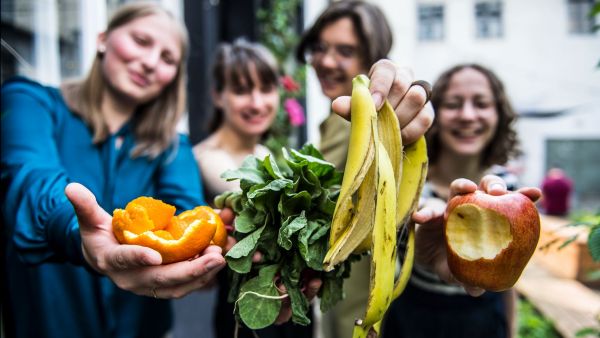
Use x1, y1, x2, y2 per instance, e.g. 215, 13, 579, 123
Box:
517, 298, 561, 338
257, 0, 307, 154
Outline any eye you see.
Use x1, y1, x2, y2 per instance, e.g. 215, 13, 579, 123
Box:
475, 100, 493, 109
161, 52, 176, 65
311, 42, 328, 54
232, 85, 250, 95
261, 84, 276, 93
132, 34, 150, 46
442, 101, 462, 109
336, 45, 357, 58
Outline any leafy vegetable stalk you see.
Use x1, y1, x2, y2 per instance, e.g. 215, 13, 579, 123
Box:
215, 144, 356, 330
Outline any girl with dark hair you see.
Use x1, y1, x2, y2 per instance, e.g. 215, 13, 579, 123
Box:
382, 64, 526, 338
193, 39, 279, 204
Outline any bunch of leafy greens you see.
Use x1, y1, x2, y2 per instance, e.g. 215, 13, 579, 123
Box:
219, 144, 354, 330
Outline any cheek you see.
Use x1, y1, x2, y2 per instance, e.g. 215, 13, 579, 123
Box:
155, 66, 178, 86
109, 36, 140, 61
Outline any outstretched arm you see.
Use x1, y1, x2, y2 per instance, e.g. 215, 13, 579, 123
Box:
65, 183, 226, 298
411, 175, 541, 296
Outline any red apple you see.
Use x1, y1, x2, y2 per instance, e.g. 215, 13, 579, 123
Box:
444, 191, 540, 291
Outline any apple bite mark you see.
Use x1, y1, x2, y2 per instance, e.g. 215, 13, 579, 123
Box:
446, 204, 512, 261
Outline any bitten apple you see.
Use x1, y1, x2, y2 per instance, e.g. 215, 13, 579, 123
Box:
444, 191, 540, 291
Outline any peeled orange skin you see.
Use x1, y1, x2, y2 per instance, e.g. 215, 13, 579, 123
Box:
112, 197, 224, 264
444, 191, 541, 291
178, 206, 228, 249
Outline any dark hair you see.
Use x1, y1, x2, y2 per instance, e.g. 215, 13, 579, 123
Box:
295, 0, 392, 69
427, 64, 521, 168
207, 39, 279, 133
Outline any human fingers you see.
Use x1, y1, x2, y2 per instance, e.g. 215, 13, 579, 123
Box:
517, 187, 542, 202
65, 183, 111, 232
411, 199, 445, 225
479, 175, 508, 196
103, 245, 162, 272
400, 102, 434, 145
463, 286, 486, 297
367, 327, 378, 338
367, 60, 413, 110
303, 278, 322, 301
395, 82, 429, 130
448, 178, 478, 199
274, 282, 292, 325
331, 96, 351, 120
138, 248, 225, 290
219, 207, 235, 226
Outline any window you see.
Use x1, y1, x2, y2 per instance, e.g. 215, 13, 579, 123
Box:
418, 4, 444, 41
475, 1, 503, 38
568, 0, 597, 34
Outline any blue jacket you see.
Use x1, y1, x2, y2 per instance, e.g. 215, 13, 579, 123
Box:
1, 77, 205, 338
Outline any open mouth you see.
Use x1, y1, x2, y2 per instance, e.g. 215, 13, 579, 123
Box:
450, 127, 486, 141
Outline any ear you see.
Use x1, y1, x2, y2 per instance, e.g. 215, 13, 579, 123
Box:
97, 32, 107, 54
211, 89, 225, 109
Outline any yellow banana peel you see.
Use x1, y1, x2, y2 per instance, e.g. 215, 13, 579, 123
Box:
323, 74, 428, 338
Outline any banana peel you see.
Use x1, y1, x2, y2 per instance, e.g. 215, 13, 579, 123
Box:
322, 74, 428, 338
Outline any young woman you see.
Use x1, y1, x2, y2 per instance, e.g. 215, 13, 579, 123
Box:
382, 64, 529, 338
193, 39, 279, 204
1, 4, 224, 338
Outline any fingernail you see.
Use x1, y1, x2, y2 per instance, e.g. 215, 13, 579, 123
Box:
490, 183, 504, 192
372, 92, 383, 108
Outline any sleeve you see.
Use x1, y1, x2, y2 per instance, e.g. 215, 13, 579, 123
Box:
155, 134, 206, 212
1, 79, 85, 265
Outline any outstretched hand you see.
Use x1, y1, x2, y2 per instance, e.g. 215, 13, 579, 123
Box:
410, 175, 541, 296
331, 59, 434, 144
65, 183, 226, 298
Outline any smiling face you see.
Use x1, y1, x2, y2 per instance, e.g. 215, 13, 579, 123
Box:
310, 17, 367, 100
214, 63, 279, 138
99, 13, 182, 105
437, 67, 499, 157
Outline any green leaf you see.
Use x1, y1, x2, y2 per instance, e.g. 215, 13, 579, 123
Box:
279, 190, 311, 218
227, 225, 266, 259
278, 212, 307, 250
319, 272, 345, 312
234, 209, 262, 233
588, 226, 600, 261
289, 148, 336, 177
263, 154, 285, 179
238, 264, 281, 329
222, 167, 266, 186
247, 178, 294, 199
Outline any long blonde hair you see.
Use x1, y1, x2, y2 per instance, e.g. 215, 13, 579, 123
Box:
62, 2, 189, 158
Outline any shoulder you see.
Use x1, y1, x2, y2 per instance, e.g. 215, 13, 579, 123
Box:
254, 144, 271, 159
2, 76, 60, 106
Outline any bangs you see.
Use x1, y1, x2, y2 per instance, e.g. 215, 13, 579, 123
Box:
225, 49, 279, 91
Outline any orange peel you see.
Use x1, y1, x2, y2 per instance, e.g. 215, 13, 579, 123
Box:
112, 197, 225, 264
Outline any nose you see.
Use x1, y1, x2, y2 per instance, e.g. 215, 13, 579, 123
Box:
459, 101, 478, 120
318, 48, 338, 69
141, 48, 161, 71
250, 89, 266, 110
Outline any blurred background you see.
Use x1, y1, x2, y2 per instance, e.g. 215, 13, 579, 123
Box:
2, 1, 599, 337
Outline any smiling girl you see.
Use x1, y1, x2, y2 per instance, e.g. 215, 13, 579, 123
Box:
1, 4, 226, 338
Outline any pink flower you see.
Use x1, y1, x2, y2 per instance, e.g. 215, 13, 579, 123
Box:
284, 98, 305, 127
281, 75, 300, 93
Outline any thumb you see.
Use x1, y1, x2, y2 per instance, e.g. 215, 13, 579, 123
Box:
65, 182, 111, 231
